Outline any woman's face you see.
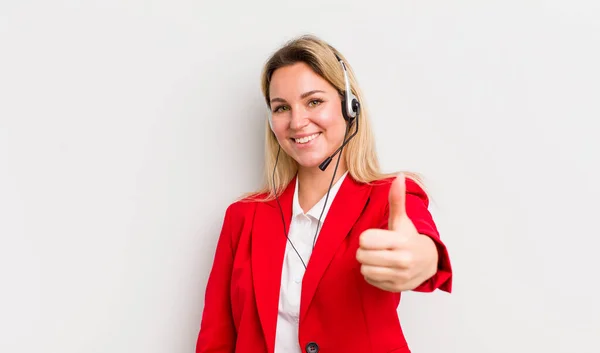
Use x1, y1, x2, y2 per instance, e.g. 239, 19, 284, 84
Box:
268, 62, 347, 171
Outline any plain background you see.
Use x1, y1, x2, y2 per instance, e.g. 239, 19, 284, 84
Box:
1, 1, 599, 352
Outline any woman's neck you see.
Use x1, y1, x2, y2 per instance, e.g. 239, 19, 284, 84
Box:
296, 162, 347, 214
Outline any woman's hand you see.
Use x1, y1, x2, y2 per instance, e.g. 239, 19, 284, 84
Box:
356, 174, 439, 292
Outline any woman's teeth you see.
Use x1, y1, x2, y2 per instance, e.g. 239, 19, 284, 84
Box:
294, 133, 320, 144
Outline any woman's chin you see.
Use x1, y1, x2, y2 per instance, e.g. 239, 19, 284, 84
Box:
284, 143, 342, 170
295, 155, 328, 170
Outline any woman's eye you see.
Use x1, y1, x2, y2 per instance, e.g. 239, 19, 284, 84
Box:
308, 99, 322, 107
273, 105, 289, 113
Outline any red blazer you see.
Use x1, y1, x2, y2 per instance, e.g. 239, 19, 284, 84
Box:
196, 175, 452, 353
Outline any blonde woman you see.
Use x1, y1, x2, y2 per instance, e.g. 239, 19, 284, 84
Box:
196, 34, 453, 353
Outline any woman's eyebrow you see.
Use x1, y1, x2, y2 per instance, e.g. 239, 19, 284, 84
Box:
270, 90, 326, 103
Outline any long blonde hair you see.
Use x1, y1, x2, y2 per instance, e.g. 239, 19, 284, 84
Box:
243, 34, 421, 202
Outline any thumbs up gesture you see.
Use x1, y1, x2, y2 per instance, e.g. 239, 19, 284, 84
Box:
356, 174, 438, 292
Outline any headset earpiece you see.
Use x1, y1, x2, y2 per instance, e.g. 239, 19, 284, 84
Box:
335, 54, 360, 123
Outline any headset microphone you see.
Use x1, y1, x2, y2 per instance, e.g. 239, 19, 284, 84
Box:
318, 103, 359, 171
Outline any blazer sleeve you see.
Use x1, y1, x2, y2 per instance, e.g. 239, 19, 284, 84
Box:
402, 179, 453, 293
196, 205, 237, 352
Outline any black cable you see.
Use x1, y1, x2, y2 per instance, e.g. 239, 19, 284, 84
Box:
274, 145, 308, 269
312, 120, 352, 250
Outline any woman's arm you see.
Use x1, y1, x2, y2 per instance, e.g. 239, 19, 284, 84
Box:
399, 177, 452, 293
196, 206, 237, 353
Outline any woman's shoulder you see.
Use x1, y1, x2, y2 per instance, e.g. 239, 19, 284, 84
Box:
221, 188, 278, 220
217, 195, 264, 242
224, 193, 265, 215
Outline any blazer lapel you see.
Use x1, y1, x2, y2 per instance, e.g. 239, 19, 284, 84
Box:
251, 177, 295, 353
299, 176, 371, 323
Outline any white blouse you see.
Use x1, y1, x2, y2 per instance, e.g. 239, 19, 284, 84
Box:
274, 172, 348, 353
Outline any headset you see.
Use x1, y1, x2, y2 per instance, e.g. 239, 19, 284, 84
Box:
319, 53, 360, 171
271, 52, 361, 270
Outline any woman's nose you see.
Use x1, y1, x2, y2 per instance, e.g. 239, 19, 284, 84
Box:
289, 106, 309, 130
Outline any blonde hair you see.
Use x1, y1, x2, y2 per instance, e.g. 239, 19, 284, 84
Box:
242, 34, 422, 202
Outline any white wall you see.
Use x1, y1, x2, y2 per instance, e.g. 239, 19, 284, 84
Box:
1, 1, 598, 352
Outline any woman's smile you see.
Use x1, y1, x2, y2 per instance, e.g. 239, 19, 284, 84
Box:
291, 132, 322, 148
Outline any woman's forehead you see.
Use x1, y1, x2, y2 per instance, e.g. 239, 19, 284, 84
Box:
269, 63, 335, 99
